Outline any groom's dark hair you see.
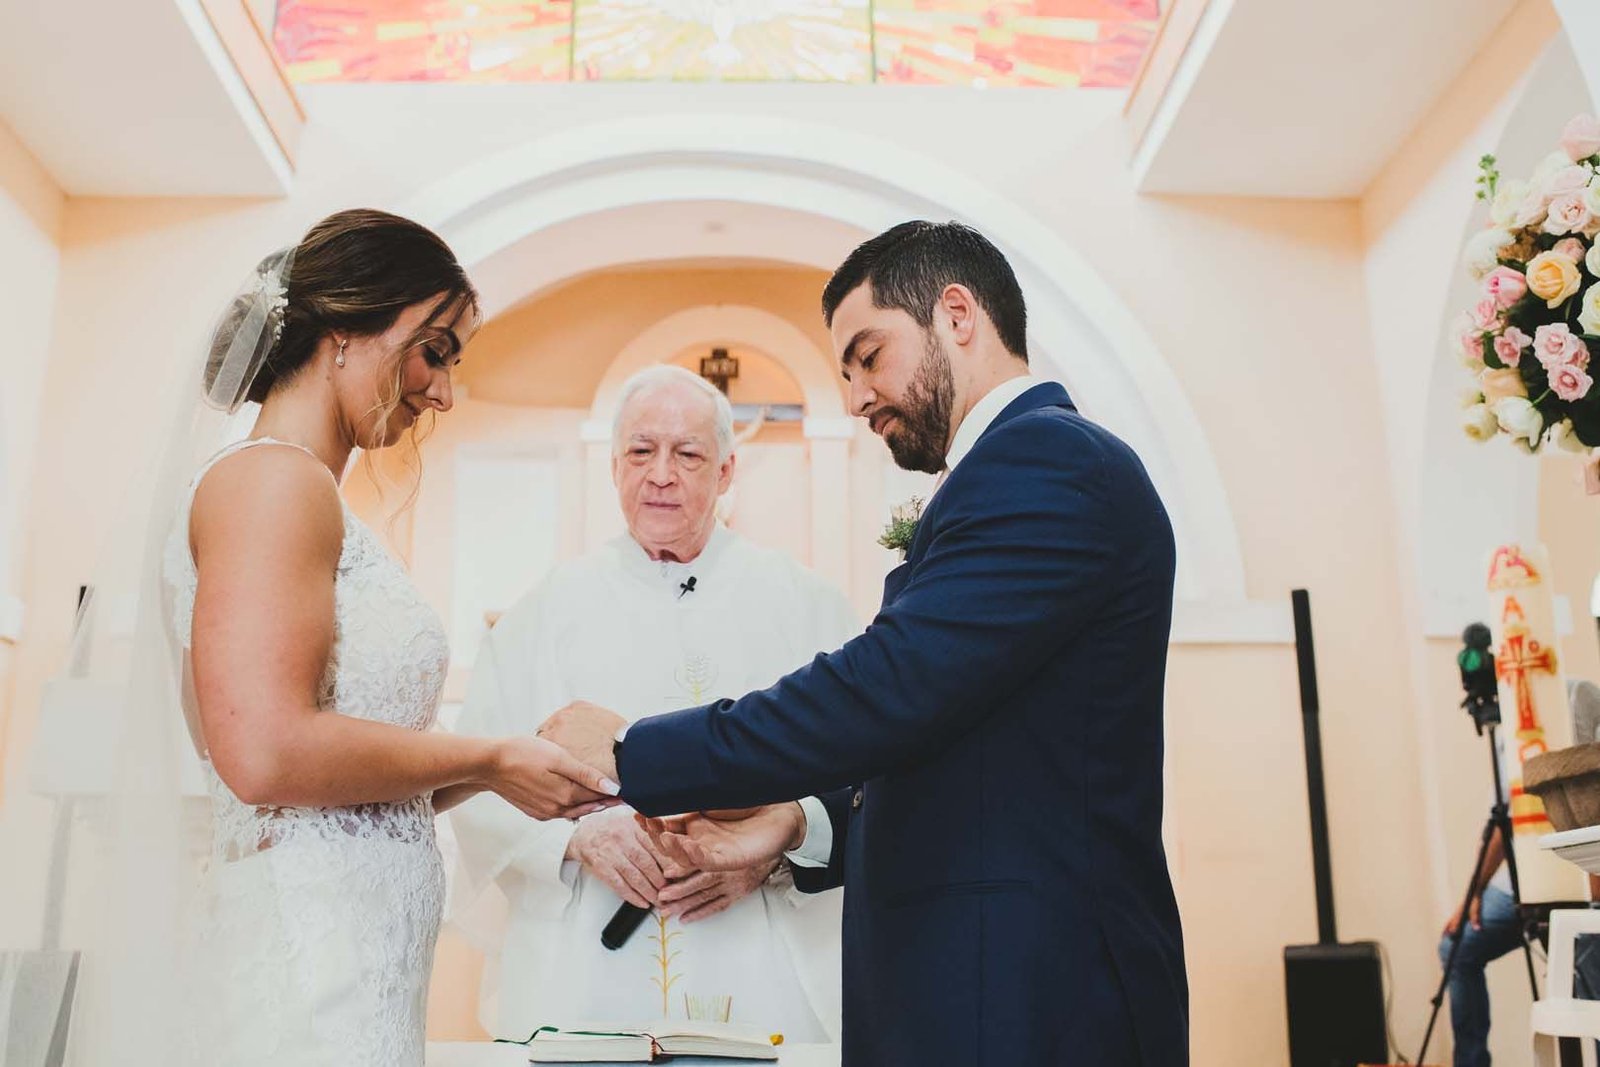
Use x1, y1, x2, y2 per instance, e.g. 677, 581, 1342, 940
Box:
822, 221, 1029, 362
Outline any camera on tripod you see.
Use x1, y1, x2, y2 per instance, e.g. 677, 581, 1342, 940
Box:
1415, 621, 1541, 1067
1459, 622, 1501, 733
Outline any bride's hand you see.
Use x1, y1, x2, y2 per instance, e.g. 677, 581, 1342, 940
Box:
487, 736, 621, 821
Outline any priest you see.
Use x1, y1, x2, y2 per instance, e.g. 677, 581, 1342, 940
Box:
448, 365, 858, 1043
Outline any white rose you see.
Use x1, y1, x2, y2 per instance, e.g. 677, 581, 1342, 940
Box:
1549, 418, 1590, 453
1517, 189, 1550, 229
1464, 227, 1516, 279
1585, 179, 1600, 220
1535, 149, 1574, 184
1494, 395, 1544, 444
1586, 240, 1600, 279
1461, 385, 1486, 409
1493, 180, 1531, 227
1546, 163, 1595, 199
1582, 284, 1600, 337
1464, 403, 1500, 442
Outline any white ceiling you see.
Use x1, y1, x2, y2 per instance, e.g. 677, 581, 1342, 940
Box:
1133, 0, 1521, 198
0, 0, 291, 197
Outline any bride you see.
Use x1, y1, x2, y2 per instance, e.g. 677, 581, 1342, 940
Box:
161, 209, 618, 1065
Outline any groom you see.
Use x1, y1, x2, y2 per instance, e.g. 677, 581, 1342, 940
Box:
540, 221, 1188, 1065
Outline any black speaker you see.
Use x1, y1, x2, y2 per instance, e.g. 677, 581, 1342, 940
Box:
1284, 941, 1388, 1067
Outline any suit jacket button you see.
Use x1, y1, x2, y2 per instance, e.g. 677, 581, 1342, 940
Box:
851, 789, 863, 810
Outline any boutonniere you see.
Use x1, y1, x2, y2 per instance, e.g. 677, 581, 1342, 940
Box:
877, 496, 925, 559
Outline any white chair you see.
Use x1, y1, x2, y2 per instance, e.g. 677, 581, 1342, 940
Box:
1532, 908, 1600, 1066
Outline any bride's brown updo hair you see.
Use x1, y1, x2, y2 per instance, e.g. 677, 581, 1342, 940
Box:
207, 209, 478, 408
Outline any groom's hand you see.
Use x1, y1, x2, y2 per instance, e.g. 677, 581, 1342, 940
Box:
538, 701, 626, 784
639, 804, 807, 874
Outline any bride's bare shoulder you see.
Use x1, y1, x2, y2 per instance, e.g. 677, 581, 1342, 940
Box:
190, 444, 344, 566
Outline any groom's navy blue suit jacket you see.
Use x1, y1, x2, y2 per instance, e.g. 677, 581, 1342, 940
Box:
619, 382, 1187, 1066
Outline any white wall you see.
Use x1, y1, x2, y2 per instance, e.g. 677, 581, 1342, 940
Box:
0, 117, 62, 699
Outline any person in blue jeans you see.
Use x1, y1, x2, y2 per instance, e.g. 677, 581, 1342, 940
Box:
1443, 681, 1600, 1065
1446, 831, 1516, 1067
1438, 833, 1522, 1067
1439, 834, 1600, 1066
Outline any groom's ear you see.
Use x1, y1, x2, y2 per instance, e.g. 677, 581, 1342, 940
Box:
938, 283, 979, 347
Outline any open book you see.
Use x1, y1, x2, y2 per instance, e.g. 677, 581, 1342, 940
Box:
520, 1021, 783, 1063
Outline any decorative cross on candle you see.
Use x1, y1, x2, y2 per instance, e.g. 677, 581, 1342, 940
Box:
1496, 595, 1559, 742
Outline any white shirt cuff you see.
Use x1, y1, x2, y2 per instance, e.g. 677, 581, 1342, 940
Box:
785, 795, 834, 869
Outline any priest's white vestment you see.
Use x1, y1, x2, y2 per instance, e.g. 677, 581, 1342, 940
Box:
449, 525, 858, 1043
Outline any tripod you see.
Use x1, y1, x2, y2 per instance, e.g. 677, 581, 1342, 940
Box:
1416, 717, 1540, 1066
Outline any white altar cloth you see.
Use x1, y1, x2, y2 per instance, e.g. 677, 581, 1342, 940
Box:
426, 1041, 841, 1067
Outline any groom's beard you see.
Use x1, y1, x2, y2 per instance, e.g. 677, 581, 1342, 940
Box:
882, 331, 955, 475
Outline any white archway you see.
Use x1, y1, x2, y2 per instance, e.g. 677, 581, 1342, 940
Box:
403, 114, 1275, 636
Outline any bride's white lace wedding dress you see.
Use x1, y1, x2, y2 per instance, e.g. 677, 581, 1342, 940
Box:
164, 437, 450, 1066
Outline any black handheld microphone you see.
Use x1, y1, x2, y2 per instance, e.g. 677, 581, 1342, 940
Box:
678, 576, 697, 599
601, 902, 652, 949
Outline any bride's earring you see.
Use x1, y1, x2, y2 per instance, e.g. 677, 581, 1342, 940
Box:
335, 338, 347, 368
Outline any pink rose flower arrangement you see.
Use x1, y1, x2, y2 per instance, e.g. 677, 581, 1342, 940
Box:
1461, 118, 1600, 452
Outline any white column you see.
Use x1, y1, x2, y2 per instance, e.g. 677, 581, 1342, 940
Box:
804, 416, 855, 596
580, 419, 622, 552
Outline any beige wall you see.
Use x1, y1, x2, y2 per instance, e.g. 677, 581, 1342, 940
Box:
3, 38, 1593, 1061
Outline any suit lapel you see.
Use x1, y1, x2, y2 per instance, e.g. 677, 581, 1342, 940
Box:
891, 381, 1076, 585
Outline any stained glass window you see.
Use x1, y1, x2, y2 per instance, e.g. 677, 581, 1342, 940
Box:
272, 0, 1161, 86
574, 0, 871, 82
274, 1, 572, 82
874, 0, 1160, 87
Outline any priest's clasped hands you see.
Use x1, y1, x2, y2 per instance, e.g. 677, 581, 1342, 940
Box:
537, 701, 811, 886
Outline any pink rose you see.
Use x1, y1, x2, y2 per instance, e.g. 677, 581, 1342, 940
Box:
1461, 329, 1485, 363
1555, 237, 1590, 262
1544, 192, 1594, 235
1484, 266, 1528, 309
1550, 362, 1594, 401
1517, 190, 1550, 228
1470, 297, 1501, 330
1495, 325, 1532, 366
1535, 322, 1589, 369
1563, 114, 1600, 162
1546, 165, 1595, 199
1573, 335, 1594, 370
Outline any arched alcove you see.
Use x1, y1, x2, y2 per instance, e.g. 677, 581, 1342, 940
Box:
401, 114, 1277, 638
584, 304, 846, 430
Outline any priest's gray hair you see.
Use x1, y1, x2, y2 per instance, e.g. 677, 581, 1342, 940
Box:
612, 364, 736, 460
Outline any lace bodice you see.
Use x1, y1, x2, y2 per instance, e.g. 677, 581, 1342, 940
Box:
164, 437, 450, 860
162, 437, 449, 1066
